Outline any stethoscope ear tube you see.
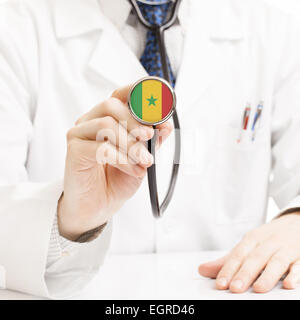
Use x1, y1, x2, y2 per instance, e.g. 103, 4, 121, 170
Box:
129, 0, 182, 218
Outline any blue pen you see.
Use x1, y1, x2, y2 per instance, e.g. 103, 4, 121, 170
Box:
251, 101, 264, 141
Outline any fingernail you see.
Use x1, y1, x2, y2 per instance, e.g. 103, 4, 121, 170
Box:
134, 165, 145, 177
216, 277, 228, 288
140, 126, 154, 140
231, 279, 244, 290
139, 149, 153, 165
289, 281, 298, 289
287, 278, 300, 289
165, 121, 174, 130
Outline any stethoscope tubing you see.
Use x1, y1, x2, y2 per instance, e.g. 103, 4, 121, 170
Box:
129, 0, 182, 218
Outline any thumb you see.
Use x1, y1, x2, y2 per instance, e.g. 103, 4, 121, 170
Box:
111, 85, 133, 103
198, 255, 227, 279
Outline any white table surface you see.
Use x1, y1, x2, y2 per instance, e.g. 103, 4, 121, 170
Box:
1, 251, 300, 300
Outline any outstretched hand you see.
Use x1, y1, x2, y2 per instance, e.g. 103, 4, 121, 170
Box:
198, 213, 300, 293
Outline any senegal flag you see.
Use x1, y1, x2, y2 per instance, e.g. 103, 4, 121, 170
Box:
129, 78, 174, 124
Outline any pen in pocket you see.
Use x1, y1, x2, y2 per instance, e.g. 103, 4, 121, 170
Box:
251, 101, 264, 141
237, 103, 251, 143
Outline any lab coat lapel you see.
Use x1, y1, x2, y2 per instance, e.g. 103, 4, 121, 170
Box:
53, 0, 105, 38
88, 22, 147, 87
53, 0, 147, 87
175, 0, 245, 113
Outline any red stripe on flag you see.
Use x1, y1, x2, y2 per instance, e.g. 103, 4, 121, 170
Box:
162, 83, 173, 119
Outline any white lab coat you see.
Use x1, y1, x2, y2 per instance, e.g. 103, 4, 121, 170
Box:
0, 0, 300, 298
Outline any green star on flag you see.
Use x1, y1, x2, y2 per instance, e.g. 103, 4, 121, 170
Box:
147, 95, 158, 106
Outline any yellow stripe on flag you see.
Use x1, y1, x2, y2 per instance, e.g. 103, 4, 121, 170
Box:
142, 80, 162, 122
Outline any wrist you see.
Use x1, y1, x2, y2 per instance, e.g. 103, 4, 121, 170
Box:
74, 223, 108, 243
277, 208, 300, 220
57, 194, 81, 240
57, 194, 108, 241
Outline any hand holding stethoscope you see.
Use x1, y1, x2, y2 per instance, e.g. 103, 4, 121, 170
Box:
128, 0, 182, 218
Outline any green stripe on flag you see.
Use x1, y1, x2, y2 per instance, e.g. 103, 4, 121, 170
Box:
131, 82, 143, 120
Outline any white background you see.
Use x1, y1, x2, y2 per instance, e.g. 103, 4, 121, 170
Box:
0, 0, 299, 219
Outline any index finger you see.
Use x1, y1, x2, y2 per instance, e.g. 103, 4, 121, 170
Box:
76, 85, 133, 125
216, 236, 257, 290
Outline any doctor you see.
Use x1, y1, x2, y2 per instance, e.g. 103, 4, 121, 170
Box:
1, 0, 300, 298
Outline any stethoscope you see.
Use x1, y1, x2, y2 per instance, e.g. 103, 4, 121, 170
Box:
128, 0, 182, 218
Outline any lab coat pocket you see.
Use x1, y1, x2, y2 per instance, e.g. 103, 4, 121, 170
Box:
214, 126, 270, 225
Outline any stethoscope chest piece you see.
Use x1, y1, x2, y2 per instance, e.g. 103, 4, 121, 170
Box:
128, 76, 176, 126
